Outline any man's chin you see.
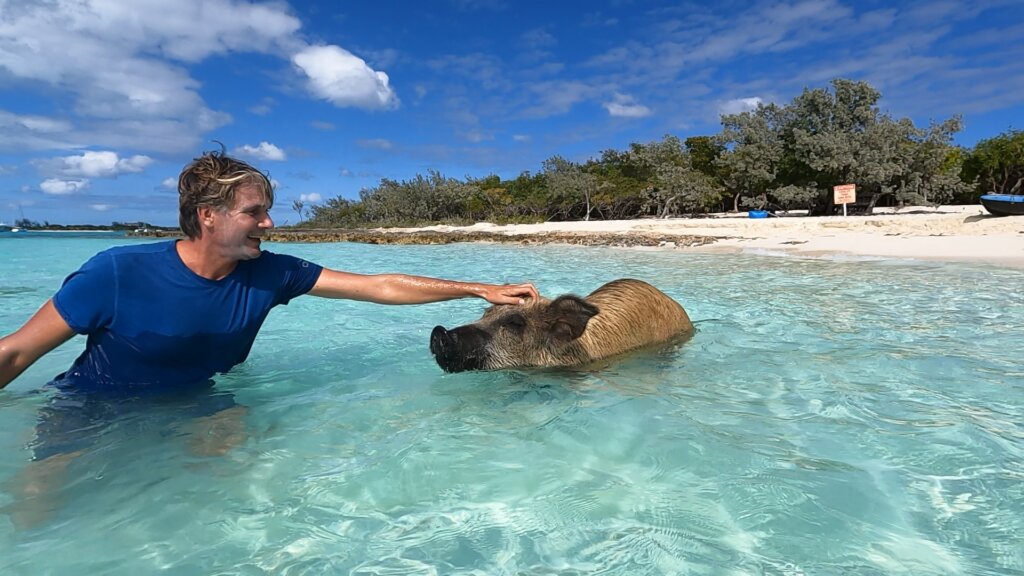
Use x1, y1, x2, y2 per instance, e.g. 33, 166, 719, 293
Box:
242, 240, 263, 258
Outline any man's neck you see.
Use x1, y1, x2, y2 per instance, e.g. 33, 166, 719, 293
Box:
175, 238, 238, 281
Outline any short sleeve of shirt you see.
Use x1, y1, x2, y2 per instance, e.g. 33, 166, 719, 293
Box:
52, 251, 117, 334
261, 251, 323, 306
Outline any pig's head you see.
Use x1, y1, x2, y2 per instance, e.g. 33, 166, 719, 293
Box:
430, 295, 600, 372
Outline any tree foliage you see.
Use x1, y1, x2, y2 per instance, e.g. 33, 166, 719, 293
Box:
298, 78, 1006, 228
961, 129, 1024, 197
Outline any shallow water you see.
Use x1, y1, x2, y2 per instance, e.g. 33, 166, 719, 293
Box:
1, 232, 1022, 574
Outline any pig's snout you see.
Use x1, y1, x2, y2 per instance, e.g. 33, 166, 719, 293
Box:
430, 325, 453, 355
430, 325, 488, 372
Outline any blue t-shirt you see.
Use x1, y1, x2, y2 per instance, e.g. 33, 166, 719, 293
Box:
52, 240, 323, 389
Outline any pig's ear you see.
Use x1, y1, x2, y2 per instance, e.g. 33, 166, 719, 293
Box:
547, 296, 599, 342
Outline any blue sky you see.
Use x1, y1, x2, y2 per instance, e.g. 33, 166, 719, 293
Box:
1, 0, 1021, 226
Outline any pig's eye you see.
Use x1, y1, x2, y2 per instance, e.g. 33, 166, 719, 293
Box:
503, 314, 527, 331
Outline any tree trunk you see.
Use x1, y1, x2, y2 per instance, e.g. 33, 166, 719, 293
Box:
866, 192, 880, 215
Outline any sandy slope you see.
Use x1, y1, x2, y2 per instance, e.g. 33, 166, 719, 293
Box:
391, 205, 1024, 268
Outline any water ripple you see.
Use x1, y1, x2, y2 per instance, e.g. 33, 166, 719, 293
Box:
2, 244, 1023, 574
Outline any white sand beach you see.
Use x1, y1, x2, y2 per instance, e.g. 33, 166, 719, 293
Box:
395, 205, 1024, 268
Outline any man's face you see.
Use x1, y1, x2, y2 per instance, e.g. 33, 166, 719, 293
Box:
209, 183, 274, 260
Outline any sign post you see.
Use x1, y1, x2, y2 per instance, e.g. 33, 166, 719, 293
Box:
833, 184, 856, 217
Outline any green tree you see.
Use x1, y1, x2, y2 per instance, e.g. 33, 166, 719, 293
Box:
685, 136, 726, 182
962, 129, 1024, 197
504, 171, 549, 221
783, 79, 883, 213
718, 104, 785, 211
626, 135, 724, 216
542, 156, 599, 221
590, 148, 648, 218
308, 197, 365, 228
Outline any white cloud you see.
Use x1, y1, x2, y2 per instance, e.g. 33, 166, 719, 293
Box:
234, 141, 286, 161
603, 93, 652, 118
582, 13, 619, 28
512, 134, 531, 142
428, 53, 508, 91
41, 179, 90, 195
299, 193, 322, 202
462, 130, 493, 143
248, 97, 276, 116
521, 81, 592, 119
90, 203, 114, 212
9, 114, 71, 133
357, 139, 394, 150
310, 120, 336, 131
340, 168, 353, 177
0, 111, 77, 151
0, 2, 252, 152
521, 28, 557, 49
292, 45, 399, 110
719, 97, 764, 115
0, 2, 393, 153
161, 177, 177, 189
37, 151, 153, 178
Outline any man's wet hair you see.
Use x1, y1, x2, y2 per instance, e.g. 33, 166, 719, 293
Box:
178, 146, 274, 238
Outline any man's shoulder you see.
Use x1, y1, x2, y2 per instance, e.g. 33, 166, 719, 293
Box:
243, 250, 322, 283
99, 240, 175, 259
253, 249, 318, 268
79, 240, 174, 272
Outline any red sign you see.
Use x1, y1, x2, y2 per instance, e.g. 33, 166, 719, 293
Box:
833, 184, 856, 205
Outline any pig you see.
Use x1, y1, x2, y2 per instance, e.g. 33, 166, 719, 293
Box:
430, 278, 693, 372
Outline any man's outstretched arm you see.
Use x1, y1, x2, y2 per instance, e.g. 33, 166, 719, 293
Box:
307, 269, 539, 305
0, 300, 76, 389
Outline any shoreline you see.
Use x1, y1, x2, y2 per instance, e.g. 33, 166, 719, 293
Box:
133, 205, 1024, 268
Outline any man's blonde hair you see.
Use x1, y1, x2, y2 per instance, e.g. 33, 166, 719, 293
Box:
178, 149, 274, 238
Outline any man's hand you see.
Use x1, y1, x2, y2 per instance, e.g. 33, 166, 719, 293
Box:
478, 282, 540, 305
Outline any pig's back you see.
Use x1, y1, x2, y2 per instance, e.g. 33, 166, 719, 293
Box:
579, 279, 693, 360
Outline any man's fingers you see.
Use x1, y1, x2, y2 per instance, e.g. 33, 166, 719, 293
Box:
482, 282, 539, 305
511, 282, 539, 301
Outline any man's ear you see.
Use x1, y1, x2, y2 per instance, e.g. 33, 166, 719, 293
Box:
547, 295, 599, 342
198, 206, 215, 227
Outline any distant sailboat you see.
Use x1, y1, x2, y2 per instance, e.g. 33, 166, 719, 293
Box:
9, 205, 27, 231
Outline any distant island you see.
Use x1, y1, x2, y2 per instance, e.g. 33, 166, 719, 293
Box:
1, 220, 178, 233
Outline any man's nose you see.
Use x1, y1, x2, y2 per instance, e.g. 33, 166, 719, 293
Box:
261, 212, 274, 229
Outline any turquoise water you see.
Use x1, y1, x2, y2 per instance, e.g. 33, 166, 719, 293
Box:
1, 231, 1022, 574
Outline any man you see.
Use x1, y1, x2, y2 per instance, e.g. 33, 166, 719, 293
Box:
0, 150, 538, 390
0, 150, 537, 527
0, 150, 540, 387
